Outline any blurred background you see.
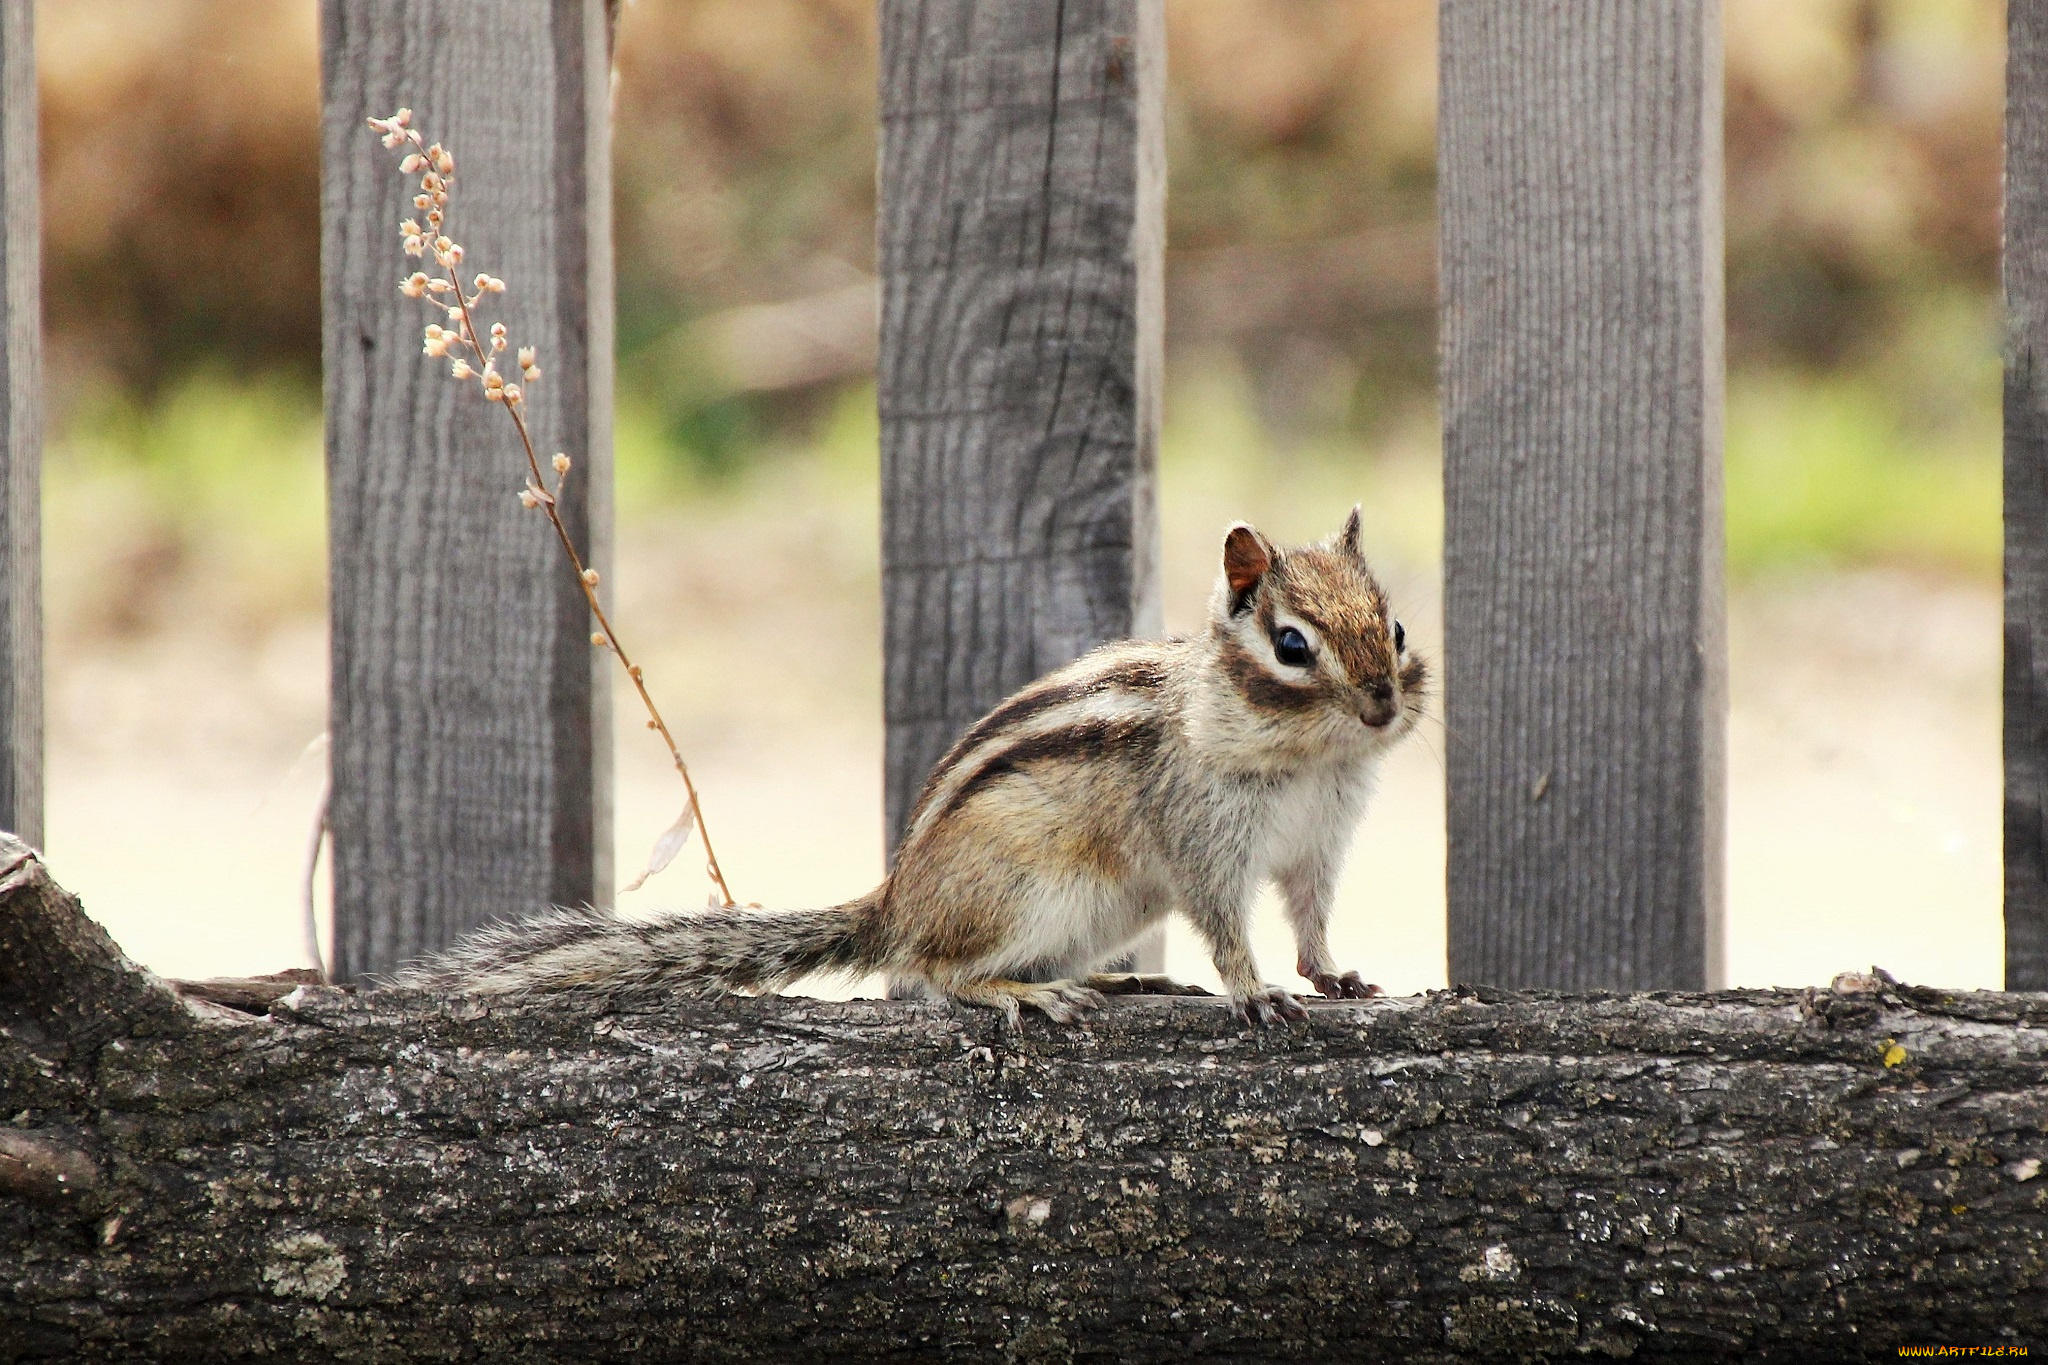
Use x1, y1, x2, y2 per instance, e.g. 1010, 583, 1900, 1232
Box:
41, 0, 2006, 990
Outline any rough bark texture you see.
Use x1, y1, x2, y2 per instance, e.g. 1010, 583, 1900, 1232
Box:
0, 5, 39, 851
877, 0, 1165, 854
2008, 0, 2048, 991
1438, 0, 1727, 991
321, 0, 615, 981
2, 841, 2044, 1361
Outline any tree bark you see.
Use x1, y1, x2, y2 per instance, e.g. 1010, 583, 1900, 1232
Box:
1, 837, 2044, 1363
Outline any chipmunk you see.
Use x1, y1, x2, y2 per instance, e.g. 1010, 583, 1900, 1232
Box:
405, 509, 1427, 1027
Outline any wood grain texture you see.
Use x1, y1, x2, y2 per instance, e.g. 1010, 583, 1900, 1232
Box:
1439, 1, 1726, 990
322, 0, 613, 981
5, 840, 2047, 1362
0, 3, 38, 851
877, 0, 1165, 855
2007, 0, 2048, 990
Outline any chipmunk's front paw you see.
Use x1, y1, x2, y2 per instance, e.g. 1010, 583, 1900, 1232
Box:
1232, 985, 1307, 1028
1308, 970, 1382, 1000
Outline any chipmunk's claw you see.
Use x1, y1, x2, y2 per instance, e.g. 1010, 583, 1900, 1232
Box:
1309, 970, 1382, 1000
1025, 980, 1108, 1025
1233, 986, 1307, 1028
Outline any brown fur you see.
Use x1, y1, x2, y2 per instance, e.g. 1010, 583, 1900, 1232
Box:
894, 878, 1008, 966
908, 656, 1166, 822
929, 714, 1164, 830
1067, 822, 1129, 880
1399, 652, 1429, 698
1270, 549, 1392, 691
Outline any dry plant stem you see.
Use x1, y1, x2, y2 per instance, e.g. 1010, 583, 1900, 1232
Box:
481, 332, 735, 910
446, 237, 734, 910
301, 772, 330, 983
374, 110, 734, 908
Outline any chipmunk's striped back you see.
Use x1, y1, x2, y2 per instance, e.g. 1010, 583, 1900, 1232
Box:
901, 644, 1171, 847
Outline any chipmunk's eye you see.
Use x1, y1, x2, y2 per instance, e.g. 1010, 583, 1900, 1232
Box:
1273, 626, 1312, 667
1393, 620, 1406, 653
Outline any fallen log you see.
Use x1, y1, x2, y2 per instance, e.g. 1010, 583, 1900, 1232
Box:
0, 835, 2043, 1362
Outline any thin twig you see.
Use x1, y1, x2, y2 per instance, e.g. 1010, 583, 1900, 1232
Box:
301, 772, 330, 983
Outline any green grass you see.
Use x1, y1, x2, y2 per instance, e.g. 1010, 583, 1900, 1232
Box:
47, 372, 329, 627
41, 354, 2004, 642
613, 381, 880, 514
1723, 369, 1999, 579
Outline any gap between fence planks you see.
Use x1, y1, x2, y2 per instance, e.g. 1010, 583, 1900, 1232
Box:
1439, 0, 1727, 990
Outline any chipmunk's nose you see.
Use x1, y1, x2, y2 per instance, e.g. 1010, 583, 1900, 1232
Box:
1360, 682, 1397, 728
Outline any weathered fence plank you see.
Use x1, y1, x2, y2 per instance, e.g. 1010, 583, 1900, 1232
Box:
876, 0, 1165, 853
321, 0, 614, 980
1439, 1, 1726, 989
0, 4, 37, 851
2007, 0, 2048, 991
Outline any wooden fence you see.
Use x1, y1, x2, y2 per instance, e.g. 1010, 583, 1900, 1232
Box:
0, 0, 2038, 991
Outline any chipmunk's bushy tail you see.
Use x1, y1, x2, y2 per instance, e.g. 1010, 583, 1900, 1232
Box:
397, 889, 887, 997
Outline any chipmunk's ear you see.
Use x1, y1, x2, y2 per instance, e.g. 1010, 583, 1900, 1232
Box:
1222, 523, 1275, 613
1338, 505, 1363, 559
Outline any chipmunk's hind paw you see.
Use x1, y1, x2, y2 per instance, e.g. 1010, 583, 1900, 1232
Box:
1308, 970, 1382, 1000
1026, 979, 1108, 1024
948, 978, 1107, 1030
1233, 985, 1308, 1028
1086, 972, 1214, 997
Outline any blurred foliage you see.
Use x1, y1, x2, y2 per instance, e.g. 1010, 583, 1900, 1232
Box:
45, 374, 326, 639
1725, 0, 2000, 366
1727, 370, 1999, 577
1725, 290, 2001, 577
35, 0, 2006, 579
40, 0, 1999, 371
40, 1, 320, 400
45, 346, 2000, 640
